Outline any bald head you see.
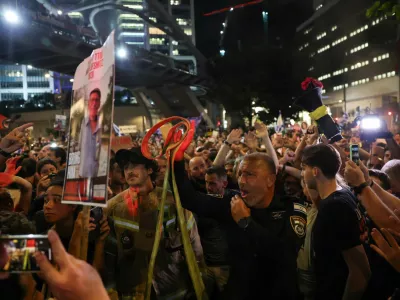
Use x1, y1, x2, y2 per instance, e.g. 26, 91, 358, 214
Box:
189, 156, 207, 181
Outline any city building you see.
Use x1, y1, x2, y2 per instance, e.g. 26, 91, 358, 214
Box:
294, 0, 399, 119
0, 63, 72, 104
118, 0, 196, 73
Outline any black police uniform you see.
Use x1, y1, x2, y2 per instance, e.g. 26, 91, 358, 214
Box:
174, 161, 306, 300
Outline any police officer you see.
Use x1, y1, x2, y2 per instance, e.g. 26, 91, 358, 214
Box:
174, 151, 307, 300
105, 148, 203, 300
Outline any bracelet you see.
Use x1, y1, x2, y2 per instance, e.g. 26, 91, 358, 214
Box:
354, 182, 369, 196
224, 140, 232, 146
0, 149, 11, 158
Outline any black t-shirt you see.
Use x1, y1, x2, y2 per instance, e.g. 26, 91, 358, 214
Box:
313, 188, 366, 300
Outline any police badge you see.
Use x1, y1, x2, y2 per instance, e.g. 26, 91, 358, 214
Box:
290, 216, 306, 238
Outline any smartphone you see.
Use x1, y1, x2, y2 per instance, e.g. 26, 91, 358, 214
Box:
0, 235, 51, 273
350, 144, 360, 165
89, 207, 103, 242
48, 173, 57, 180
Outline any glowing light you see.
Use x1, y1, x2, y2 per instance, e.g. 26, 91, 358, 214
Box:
4, 9, 20, 24
117, 47, 128, 58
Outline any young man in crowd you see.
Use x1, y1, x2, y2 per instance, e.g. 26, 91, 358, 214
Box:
188, 156, 207, 193
48, 147, 67, 170
200, 166, 236, 298
155, 156, 167, 188
106, 147, 203, 299
37, 159, 58, 179
174, 151, 307, 299
37, 144, 51, 160
301, 144, 371, 300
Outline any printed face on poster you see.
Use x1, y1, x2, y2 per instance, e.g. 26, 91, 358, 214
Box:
62, 31, 115, 207
54, 115, 67, 131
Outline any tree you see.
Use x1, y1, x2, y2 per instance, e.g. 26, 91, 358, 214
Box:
209, 44, 299, 127
366, 1, 400, 20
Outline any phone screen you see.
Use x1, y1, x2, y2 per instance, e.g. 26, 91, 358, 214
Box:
0, 235, 51, 273
350, 144, 360, 165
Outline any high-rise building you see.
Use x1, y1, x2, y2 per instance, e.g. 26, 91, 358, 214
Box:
118, 0, 196, 72
294, 0, 398, 118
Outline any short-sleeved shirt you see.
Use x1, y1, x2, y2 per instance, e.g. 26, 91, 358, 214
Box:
313, 188, 367, 300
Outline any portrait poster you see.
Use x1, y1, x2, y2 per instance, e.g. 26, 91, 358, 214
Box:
54, 115, 67, 131
62, 31, 115, 207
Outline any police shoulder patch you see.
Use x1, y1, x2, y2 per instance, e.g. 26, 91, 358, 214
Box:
290, 216, 306, 238
207, 193, 223, 198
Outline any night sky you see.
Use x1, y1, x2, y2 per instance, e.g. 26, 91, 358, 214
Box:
194, 0, 314, 58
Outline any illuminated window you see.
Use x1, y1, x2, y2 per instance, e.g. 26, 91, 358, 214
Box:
333, 68, 348, 76
372, 16, 387, 26
68, 12, 83, 18
350, 60, 369, 70
351, 78, 369, 86
121, 32, 145, 36
149, 27, 166, 35
172, 40, 178, 45
350, 43, 368, 54
119, 14, 141, 21
316, 4, 323, 10
120, 23, 144, 29
309, 66, 314, 71
170, 0, 180, 4
317, 44, 330, 54
150, 37, 165, 45
316, 32, 327, 40
332, 36, 347, 46
310, 52, 315, 58
318, 73, 331, 81
123, 4, 143, 9
299, 46, 303, 51
149, 17, 157, 22
374, 71, 396, 80
333, 84, 348, 91
177, 18, 189, 26
184, 29, 192, 35
373, 53, 389, 62
172, 49, 179, 55
331, 25, 337, 31
304, 27, 313, 35
349, 25, 368, 37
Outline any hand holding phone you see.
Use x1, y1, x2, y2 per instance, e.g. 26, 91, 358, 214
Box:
350, 144, 360, 165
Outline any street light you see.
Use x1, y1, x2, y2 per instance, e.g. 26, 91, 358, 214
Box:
4, 9, 20, 24
117, 47, 128, 59
57, 10, 63, 15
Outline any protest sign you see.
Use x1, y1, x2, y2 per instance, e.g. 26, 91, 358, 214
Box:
63, 31, 115, 207
54, 115, 67, 131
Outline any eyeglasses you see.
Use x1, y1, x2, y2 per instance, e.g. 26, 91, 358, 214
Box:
44, 193, 62, 204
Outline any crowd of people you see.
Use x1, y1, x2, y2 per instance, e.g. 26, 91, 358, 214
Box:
1, 118, 400, 300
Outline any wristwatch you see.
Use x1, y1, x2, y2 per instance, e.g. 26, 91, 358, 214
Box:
238, 217, 252, 230
0, 149, 11, 158
224, 140, 232, 146
353, 182, 369, 196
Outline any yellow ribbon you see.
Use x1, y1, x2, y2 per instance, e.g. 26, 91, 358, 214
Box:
309, 105, 328, 121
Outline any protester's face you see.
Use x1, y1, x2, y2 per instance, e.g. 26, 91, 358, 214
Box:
189, 157, 206, 182
205, 173, 227, 195
44, 186, 75, 223
301, 164, 317, 190
238, 159, 276, 208
110, 163, 125, 185
88, 93, 100, 118
384, 150, 391, 165
48, 150, 59, 166
225, 164, 234, 179
38, 145, 50, 159
29, 150, 38, 161
124, 163, 151, 187
284, 175, 302, 197
155, 158, 167, 186
40, 164, 57, 178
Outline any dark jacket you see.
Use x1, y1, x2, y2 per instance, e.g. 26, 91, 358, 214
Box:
174, 161, 306, 300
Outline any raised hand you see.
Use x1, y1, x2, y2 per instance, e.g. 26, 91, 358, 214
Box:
226, 129, 242, 145
34, 230, 109, 300
4, 157, 22, 175
230, 194, 250, 223
254, 122, 268, 138
244, 132, 258, 150
344, 160, 366, 187
0, 173, 14, 187
371, 228, 400, 273
0, 123, 33, 154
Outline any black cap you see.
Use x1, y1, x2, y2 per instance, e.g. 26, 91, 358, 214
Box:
115, 147, 158, 172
